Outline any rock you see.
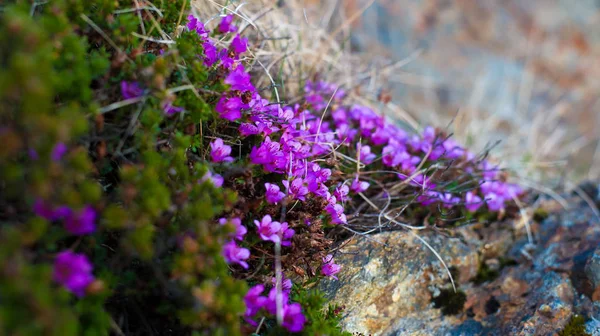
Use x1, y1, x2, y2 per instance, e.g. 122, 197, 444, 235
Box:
586, 248, 600, 290
320, 195, 600, 335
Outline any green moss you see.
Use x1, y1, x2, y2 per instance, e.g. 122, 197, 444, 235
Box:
558, 315, 591, 336
432, 288, 467, 315
472, 262, 500, 284
533, 207, 550, 222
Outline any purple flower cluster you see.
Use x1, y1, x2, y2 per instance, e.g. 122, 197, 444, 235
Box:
244, 281, 306, 332
184, 13, 524, 332
53, 251, 95, 297
34, 200, 96, 235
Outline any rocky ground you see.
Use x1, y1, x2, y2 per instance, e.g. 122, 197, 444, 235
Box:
319, 183, 600, 335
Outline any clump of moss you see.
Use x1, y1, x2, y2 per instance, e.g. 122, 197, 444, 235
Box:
432, 288, 467, 315
472, 262, 500, 285
533, 208, 550, 222
558, 315, 591, 336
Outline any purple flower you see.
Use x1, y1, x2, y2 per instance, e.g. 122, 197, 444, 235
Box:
333, 184, 349, 202
465, 191, 483, 212
28, 148, 39, 160
350, 178, 369, 193
210, 138, 234, 163
254, 215, 281, 243
417, 190, 440, 206
485, 193, 505, 211
222, 240, 250, 269
439, 193, 460, 209
53, 251, 95, 297
230, 34, 248, 54
265, 287, 290, 315
244, 284, 267, 317
199, 171, 224, 188
219, 217, 247, 241
271, 277, 293, 293
325, 203, 347, 224
218, 14, 237, 33
51, 142, 68, 161
64, 205, 96, 235
250, 137, 280, 165
358, 144, 376, 164
321, 254, 341, 279
162, 101, 184, 116
239, 123, 260, 136
203, 41, 218, 66
215, 96, 244, 121
282, 178, 309, 202
278, 222, 295, 247
186, 15, 208, 38
225, 65, 254, 92
33, 199, 60, 221
120, 81, 144, 99
265, 183, 285, 204
282, 302, 306, 332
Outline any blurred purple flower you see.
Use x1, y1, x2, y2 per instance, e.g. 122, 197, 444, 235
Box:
282, 302, 306, 332
51, 142, 67, 161
120, 81, 144, 99
219, 217, 247, 241
350, 178, 369, 194
210, 138, 234, 163
218, 14, 237, 33
230, 34, 248, 54
64, 205, 96, 235
222, 240, 250, 269
199, 171, 224, 188
321, 254, 341, 279
53, 251, 95, 297
465, 191, 483, 212
244, 284, 267, 317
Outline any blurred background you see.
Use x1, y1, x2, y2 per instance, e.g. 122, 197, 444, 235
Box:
306, 0, 600, 185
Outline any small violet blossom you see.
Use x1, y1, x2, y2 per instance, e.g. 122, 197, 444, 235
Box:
254, 215, 281, 243
64, 205, 97, 235
278, 222, 295, 247
120, 81, 144, 99
321, 254, 341, 279
210, 138, 234, 163
51, 142, 68, 162
218, 14, 237, 33
350, 178, 369, 193
53, 251, 95, 297
244, 284, 267, 318
282, 303, 306, 332
222, 240, 250, 269
230, 34, 248, 54
465, 191, 483, 212
199, 171, 224, 188
282, 178, 309, 202
439, 193, 460, 209
219, 217, 247, 241
265, 182, 285, 204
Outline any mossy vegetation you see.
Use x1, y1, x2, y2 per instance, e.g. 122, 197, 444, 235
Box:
558, 315, 591, 336
432, 288, 467, 315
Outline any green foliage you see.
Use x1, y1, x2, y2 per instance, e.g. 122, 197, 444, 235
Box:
559, 315, 591, 336
0, 0, 248, 334
261, 287, 352, 336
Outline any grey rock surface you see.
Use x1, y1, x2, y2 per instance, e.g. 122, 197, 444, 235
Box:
320, 194, 600, 335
